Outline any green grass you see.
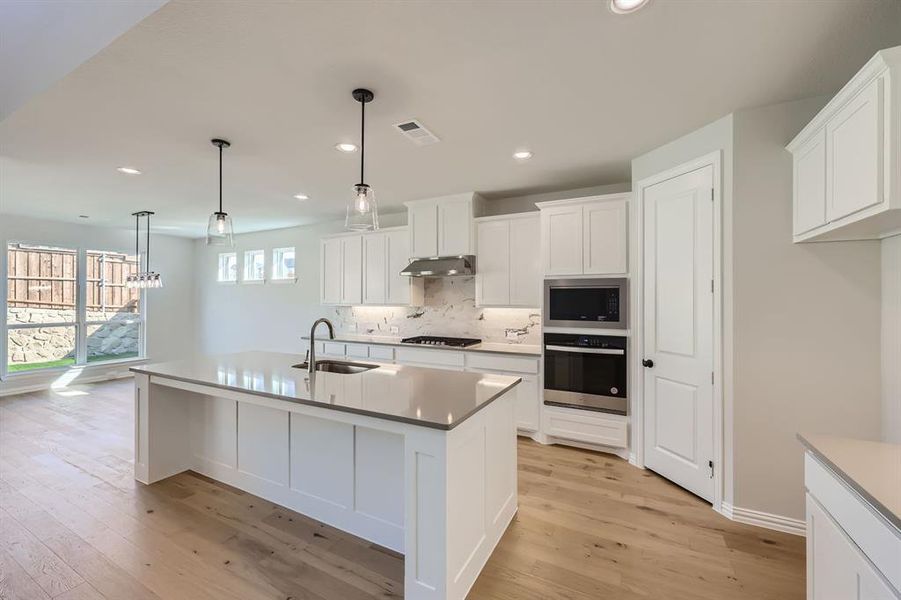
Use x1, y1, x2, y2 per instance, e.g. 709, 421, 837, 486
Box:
8, 352, 140, 373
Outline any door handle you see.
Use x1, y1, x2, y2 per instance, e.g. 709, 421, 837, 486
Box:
642, 359, 654, 368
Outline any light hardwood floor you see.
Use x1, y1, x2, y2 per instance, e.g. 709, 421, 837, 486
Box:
0, 378, 805, 599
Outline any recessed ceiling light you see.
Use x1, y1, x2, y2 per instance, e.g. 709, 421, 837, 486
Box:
293, 193, 309, 201
117, 166, 142, 175
610, 0, 650, 14
335, 143, 358, 153
513, 150, 533, 161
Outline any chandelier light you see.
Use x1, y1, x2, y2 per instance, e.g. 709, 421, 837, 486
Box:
345, 88, 379, 231
207, 138, 235, 245
126, 211, 163, 289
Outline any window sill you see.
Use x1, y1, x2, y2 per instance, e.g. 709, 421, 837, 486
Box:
270, 277, 298, 284
2, 356, 146, 382
216, 280, 238, 285
241, 279, 265, 285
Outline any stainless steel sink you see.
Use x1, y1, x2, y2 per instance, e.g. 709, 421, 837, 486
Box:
292, 360, 378, 374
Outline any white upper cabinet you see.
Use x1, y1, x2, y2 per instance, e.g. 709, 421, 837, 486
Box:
405, 193, 485, 257
583, 200, 628, 275
540, 205, 583, 275
793, 129, 827, 235
508, 215, 541, 306
408, 200, 439, 258
320, 237, 343, 304
324, 227, 422, 307
475, 218, 509, 306
788, 46, 901, 242
537, 193, 630, 277
340, 235, 362, 305
362, 233, 388, 304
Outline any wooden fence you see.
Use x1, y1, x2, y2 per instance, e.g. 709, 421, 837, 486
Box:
7, 245, 140, 312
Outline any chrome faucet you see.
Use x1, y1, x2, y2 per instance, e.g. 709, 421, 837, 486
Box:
308, 318, 335, 377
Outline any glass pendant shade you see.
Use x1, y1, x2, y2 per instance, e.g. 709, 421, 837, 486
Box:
345, 184, 378, 231
207, 211, 234, 246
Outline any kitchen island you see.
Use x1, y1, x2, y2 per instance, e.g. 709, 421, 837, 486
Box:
131, 351, 520, 600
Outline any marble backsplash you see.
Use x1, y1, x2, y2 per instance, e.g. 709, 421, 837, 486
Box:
329, 277, 541, 345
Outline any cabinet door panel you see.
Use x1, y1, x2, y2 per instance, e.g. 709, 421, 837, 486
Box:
409, 202, 438, 258
514, 374, 540, 432
794, 129, 828, 235
584, 200, 627, 275
509, 215, 540, 307
320, 238, 343, 304
542, 206, 583, 275
363, 233, 387, 305
476, 220, 510, 306
827, 77, 884, 221
438, 197, 472, 256
386, 229, 412, 305
341, 236, 362, 305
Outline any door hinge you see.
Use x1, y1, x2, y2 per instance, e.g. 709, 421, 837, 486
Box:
710, 188, 715, 202
708, 460, 714, 478
710, 279, 714, 293
711, 371, 714, 385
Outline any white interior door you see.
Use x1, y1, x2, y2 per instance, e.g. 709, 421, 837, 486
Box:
642, 165, 715, 502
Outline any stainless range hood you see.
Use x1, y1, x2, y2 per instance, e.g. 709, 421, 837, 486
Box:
400, 255, 475, 278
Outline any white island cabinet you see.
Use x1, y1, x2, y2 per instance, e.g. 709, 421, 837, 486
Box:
800, 434, 901, 600
132, 352, 520, 600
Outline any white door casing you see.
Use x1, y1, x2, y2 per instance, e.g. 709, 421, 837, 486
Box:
642, 164, 716, 503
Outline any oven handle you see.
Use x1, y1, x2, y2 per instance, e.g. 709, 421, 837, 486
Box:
545, 345, 625, 355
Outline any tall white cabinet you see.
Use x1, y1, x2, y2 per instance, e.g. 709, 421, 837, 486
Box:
405, 193, 485, 257
788, 46, 901, 242
475, 213, 540, 307
536, 193, 629, 276
321, 227, 422, 306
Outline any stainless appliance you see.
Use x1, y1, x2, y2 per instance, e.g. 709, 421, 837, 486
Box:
543, 278, 627, 329
401, 335, 481, 348
543, 333, 627, 415
400, 255, 475, 277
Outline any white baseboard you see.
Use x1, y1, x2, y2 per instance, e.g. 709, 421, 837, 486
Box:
0, 368, 134, 397
719, 502, 806, 537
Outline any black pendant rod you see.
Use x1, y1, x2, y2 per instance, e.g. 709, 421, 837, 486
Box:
145, 212, 151, 272
218, 143, 223, 214
134, 213, 139, 263
360, 99, 365, 184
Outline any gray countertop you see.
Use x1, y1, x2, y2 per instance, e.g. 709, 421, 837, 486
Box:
302, 333, 542, 357
131, 351, 521, 431
798, 433, 901, 530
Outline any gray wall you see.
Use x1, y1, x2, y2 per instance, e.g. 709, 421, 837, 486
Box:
731, 99, 882, 520
0, 213, 196, 394
631, 99, 885, 522
883, 234, 901, 443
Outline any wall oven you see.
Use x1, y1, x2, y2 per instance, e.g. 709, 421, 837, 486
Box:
543, 333, 627, 415
543, 278, 627, 329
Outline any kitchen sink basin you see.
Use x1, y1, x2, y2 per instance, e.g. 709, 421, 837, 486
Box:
292, 360, 379, 374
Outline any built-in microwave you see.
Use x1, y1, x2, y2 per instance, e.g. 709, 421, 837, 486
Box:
543, 278, 628, 329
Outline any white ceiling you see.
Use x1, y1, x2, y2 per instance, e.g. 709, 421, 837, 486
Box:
0, 0, 167, 120
1, 0, 899, 237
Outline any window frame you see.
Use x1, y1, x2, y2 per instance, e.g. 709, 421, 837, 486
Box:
242, 249, 265, 284
271, 246, 297, 283
2, 242, 146, 380
217, 252, 238, 284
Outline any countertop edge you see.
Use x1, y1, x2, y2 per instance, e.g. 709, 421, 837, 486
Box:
797, 433, 901, 531
129, 365, 522, 431
301, 335, 541, 357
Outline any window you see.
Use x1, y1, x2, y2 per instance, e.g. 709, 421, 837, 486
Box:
217, 252, 237, 282
272, 247, 295, 281
243, 249, 265, 282
5, 243, 143, 376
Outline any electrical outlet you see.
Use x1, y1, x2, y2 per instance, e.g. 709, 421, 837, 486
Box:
390, 326, 399, 335
348, 323, 357, 332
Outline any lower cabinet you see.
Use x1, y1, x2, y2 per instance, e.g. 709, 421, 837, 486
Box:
807, 495, 897, 600
805, 452, 900, 599
542, 405, 628, 449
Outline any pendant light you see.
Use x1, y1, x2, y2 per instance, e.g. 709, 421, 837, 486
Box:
207, 138, 235, 245
345, 88, 379, 231
126, 211, 162, 289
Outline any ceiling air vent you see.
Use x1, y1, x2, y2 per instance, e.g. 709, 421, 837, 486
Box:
394, 119, 439, 146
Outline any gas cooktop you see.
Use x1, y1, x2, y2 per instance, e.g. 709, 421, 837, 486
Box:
400, 336, 482, 348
